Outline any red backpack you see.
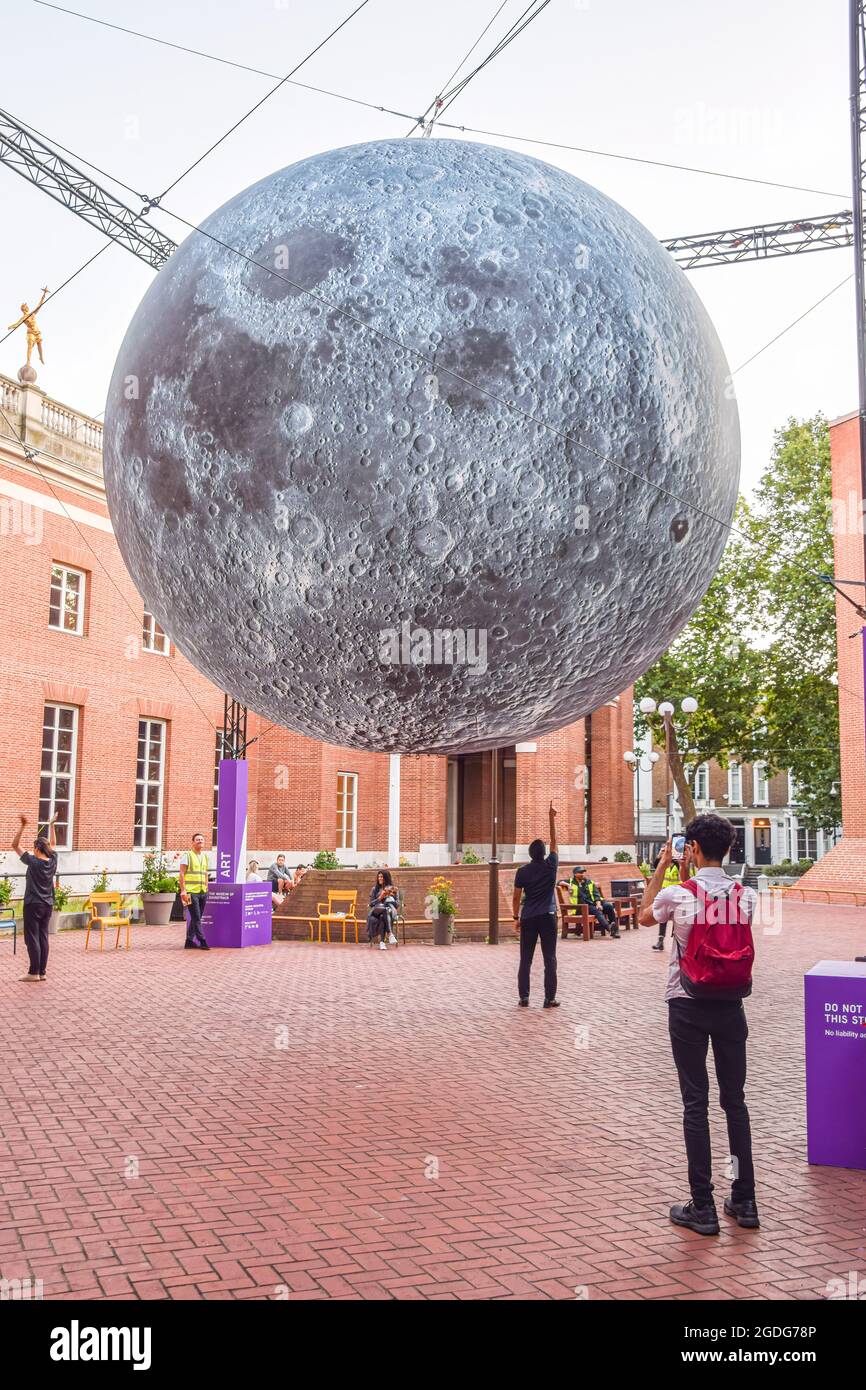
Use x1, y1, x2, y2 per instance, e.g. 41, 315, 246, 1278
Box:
677, 879, 754, 999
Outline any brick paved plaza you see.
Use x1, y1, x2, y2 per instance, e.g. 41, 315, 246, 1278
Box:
1, 904, 864, 1302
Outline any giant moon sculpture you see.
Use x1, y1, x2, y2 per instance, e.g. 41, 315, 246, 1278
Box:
104, 139, 739, 755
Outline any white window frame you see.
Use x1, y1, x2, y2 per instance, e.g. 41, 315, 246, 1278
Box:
49, 563, 86, 636
694, 762, 709, 802
728, 762, 742, 806
336, 771, 358, 851
134, 718, 166, 850
753, 762, 769, 806
787, 771, 798, 805
39, 703, 78, 850
142, 610, 169, 655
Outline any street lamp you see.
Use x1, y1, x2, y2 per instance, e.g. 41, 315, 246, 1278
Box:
623, 745, 660, 858
636, 693, 699, 826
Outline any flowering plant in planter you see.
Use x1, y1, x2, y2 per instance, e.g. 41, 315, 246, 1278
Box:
53, 882, 73, 912
92, 866, 112, 893
137, 850, 178, 895
428, 876, 457, 918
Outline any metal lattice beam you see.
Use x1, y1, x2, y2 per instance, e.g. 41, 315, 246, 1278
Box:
662, 211, 853, 268
0, 109, 176, 271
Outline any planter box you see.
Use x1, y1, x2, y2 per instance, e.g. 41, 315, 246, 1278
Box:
432, 914, 453, 946
48, 910, 89, 935
141, 892, 176, 926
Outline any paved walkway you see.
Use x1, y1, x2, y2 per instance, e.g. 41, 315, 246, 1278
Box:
1, 903, 864, 1300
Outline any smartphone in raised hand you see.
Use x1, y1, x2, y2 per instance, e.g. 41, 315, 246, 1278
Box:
671, 834, 686, 861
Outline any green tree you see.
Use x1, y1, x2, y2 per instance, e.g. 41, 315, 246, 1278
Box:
636, 416, 840, 831
753, 417, 839, 830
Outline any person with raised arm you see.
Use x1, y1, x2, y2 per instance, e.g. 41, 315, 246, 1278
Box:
11, 810, 58, 982
512, 801, 561, 1009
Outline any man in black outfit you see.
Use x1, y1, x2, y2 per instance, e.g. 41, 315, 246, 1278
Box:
11, 810, 58, 982
512, 802, 560, 1009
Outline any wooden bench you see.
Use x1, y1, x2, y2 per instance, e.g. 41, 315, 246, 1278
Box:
555, 884, 639, 939
775, 883, 866, 907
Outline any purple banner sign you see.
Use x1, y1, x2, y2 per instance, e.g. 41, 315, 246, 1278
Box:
201, 882, 272, 949
216, 758, 248, 885
804, 960, 866, 1170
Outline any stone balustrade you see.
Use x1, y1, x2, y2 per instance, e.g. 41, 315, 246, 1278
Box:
0, 371, 103, 481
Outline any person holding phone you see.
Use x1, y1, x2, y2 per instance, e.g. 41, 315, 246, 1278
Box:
638, 816, 759, 1236
650, 850, 683, 950
11, 811, 58, 982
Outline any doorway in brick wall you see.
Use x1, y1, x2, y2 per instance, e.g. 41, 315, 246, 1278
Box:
449, 749, 516, 858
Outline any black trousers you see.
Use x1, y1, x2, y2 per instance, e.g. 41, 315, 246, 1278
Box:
668, 997, 756, 1208
186, 893, 208, 944
23, 902, 51, 976
587, 901, 617, 932
518, 914, 558, 1001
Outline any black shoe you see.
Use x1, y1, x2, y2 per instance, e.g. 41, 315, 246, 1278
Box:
651, 939, 665, 951
856, 955, 866, 963
197, 939, 210, 950
184, 940, 199, 949
518, 997, 529, 1007
610, 931, 621, 939
669, 1200, 720, 1236
724, 1196, 760, 1229
543, 999, 561, 1009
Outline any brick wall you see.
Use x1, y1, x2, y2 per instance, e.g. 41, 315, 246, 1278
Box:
798, 413, 866, 890
0, 456, 636, 864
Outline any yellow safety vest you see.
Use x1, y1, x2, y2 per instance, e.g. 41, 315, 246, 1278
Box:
184, 849, 209, 894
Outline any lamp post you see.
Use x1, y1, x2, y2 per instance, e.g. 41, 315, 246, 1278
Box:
636, 695, 699, 825
623, 746, 660, 861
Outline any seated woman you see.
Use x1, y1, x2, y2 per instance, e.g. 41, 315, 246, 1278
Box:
247, 860, 284, 909
366, 869, 398, 951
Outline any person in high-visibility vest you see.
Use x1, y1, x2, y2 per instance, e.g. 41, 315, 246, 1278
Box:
179, 833, 210, 950
568, 868, 621, 938
651, 855, 681, 951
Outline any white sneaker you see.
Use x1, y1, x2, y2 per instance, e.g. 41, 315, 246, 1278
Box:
379, 941, 387, 950
388, 932, 398, 945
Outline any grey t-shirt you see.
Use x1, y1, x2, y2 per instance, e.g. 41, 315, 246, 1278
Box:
515, 852, 558, 920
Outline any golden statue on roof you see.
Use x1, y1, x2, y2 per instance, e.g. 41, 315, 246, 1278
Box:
8, 287, 49, 368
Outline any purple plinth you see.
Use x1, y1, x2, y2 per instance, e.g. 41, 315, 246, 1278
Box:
804, 961, 866, 1170
216, 758, 248, 884
201, 882, 272, 948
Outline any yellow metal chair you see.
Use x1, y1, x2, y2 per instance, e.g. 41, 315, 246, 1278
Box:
85, 892, 132, 952
311, 889, 359, 944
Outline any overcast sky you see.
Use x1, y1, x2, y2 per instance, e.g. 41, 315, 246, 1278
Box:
0, 0, 854, 494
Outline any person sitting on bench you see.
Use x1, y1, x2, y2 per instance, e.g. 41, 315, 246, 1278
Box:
367, 870, 398, 950
569, 867, 620, 938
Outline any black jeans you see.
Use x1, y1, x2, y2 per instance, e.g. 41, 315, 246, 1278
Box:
23, 902, 51, 976
587, 901, 617, 933
186, 893, 208, 944
518, 914, 558, 1001
668, 997, 755, 1208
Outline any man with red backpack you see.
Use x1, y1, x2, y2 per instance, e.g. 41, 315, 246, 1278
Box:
639, 814, 759, 1237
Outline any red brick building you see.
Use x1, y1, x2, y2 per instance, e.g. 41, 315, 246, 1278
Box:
0, 373, 634, 893
797, 411, 866, 892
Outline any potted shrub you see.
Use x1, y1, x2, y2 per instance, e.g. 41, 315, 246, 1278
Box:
90, 866, 113, 917
428, 875, 457, 946
138, 850, 180, 925
49, 882, 74, 935
313, 849, 341, 870
461, 847, 485, 864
